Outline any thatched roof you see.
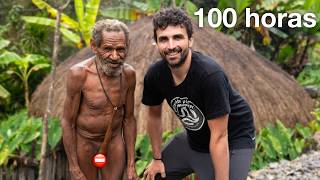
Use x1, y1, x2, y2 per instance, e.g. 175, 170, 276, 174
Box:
30, 18, 314, 132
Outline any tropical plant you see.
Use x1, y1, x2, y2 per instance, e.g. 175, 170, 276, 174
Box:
22, 0, 101, 47
135, 128, 182, 176
100, 0, 197, 21
0, 50, 50, 109
0, 38, 11, 100
217, 0, 320, 76
251, 119, 316, 170
0, 110, 61, 166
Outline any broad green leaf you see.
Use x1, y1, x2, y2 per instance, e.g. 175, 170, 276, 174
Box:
133, 1, 149, 12
48, 118, 62, 150
24, 54, 49, 64
100, 7, 140, 21
295, 123, 312, 139
74, 0, 84, 24
0, 39, 10, 50
146, 0, 160, 12
235, 0, 252, 14
0, 84, 10, 99
0, 147, 11, 165
28, 64, 50, 76
22, 16, 73, 30
20, 143, 32, 155
136, 160, 148, 176
0, 51, 22, 64
60, 27, 82, 44
82, 0, 100, 45
0, 134, 4, 149
32, 0, 79, 29
185, 1, 198, 16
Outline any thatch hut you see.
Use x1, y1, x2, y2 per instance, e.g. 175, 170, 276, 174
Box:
30, 18, 314, 132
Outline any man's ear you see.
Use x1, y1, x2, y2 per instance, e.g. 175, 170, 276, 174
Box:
90, 39, 97, 54
189, 37, 194, 48
126, 39, 130, 54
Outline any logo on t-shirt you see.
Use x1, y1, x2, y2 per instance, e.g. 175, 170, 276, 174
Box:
170, 97, 205, 131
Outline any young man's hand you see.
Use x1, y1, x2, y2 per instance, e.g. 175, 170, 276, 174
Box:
143, 160, 166, 180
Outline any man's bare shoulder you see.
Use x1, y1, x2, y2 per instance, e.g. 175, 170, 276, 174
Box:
68, 58, 95, 79
123, 63, 136, 86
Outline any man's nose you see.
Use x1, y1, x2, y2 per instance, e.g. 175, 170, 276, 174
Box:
109, 50, 120, 60
168, 39, 176, 49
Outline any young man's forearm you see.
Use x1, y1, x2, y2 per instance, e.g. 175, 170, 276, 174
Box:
147, 115, 163, 158
210, 135, 229, 180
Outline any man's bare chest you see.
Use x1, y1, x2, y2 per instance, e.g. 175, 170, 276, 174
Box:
81, 74, 127, 110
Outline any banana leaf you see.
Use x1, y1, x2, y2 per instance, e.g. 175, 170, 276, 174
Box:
0, 84, 10, 99
0, 39, 10, 50
32, 0, 79, 29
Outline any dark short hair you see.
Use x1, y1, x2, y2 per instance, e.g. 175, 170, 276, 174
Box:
152, 8, 193, 42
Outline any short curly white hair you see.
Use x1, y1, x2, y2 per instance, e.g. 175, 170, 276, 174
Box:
91, 19, 129, 47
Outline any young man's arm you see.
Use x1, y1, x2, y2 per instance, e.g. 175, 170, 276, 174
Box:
61, 67, 86, 180
143, 104, 166, 180
123, 67, 138, 180
207, 114, 229, 180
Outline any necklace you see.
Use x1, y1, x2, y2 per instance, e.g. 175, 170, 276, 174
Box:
94, 59, 122, 111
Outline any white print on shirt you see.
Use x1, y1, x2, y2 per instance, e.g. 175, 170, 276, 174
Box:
170, 97, 205, 131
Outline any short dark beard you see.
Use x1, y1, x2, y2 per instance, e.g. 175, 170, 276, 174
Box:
164, 47, 189, 69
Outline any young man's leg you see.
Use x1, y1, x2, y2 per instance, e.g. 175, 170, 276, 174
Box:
156, 132, 193, 180
189, 147, 254, 180
229, 148, 254, 180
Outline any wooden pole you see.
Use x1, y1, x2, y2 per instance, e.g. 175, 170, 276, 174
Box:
38, 1, 70, 179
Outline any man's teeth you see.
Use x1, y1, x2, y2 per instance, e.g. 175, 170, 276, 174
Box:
167, 52, 179, 56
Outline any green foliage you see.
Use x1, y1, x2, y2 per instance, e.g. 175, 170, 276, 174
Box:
251, 117, 318, 170
297, 60, 320, 87
101, 0, 198, 21
0, 110, 62, 166
22, 0, 101, 47
0, 49, 50, 109
135, 128, 182, 176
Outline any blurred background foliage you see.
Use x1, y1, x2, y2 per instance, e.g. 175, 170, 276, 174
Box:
0, 0, 319, 175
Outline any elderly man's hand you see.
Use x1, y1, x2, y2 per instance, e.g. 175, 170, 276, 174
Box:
70, 166, 87, 180
143, 160, 166, 180
127, 164, 139, 180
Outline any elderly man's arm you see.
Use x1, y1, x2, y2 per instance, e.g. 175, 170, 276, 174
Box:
123, 67, 138, 180
61, 67, 86, 180
208, 114, 229, 180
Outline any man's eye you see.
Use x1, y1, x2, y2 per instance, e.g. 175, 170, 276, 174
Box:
117, 48, 125, 53
158, 38, 167, 42
104, 47, 113, 52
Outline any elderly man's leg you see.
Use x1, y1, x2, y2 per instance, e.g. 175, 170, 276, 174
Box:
101, 134, 126, 180
76, 133, 99, 179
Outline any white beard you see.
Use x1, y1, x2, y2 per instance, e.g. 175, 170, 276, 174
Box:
96, 56, 123, 77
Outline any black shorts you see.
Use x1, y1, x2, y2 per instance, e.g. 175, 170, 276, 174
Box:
156, 132, 254, 180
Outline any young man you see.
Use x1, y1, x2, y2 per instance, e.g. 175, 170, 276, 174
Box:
61, 19, 138, 180
142, 8, 255, 180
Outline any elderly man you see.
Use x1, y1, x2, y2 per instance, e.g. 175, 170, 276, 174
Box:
61, 19, 138, 180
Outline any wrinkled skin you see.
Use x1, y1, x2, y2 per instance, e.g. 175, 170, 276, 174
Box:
61, 31, 138, 180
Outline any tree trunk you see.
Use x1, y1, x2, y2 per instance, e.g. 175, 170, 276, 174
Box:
24, 79, 30, 110
38, 1, 70, 179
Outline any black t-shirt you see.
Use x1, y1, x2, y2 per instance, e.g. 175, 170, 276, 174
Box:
142, 51, 255, 152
